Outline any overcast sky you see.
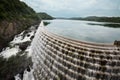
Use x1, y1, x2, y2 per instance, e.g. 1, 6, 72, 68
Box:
22, 0, 120, 17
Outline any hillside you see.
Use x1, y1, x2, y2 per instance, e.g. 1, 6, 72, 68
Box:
0, 0, 53, 51
37, 12, 54, 20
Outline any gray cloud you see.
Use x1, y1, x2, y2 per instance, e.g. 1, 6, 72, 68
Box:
23, 0, 120, 17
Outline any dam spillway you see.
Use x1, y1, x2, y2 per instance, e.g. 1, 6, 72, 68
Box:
31, 21, 120, 80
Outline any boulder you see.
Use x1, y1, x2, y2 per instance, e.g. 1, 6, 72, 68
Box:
19, 41, 31, 51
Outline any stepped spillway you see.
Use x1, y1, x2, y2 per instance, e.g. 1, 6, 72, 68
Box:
31, 21, 120, 80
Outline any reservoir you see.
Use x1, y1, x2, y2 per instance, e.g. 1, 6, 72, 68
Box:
45, 19, 120, 43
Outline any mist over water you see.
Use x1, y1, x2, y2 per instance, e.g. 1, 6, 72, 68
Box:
45, 19, 120, 43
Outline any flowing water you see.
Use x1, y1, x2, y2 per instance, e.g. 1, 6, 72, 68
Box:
31, 21, 120, 80
45, 19, 120, 43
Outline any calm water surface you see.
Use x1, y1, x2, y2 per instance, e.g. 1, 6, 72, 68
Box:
45, 19, 120, 43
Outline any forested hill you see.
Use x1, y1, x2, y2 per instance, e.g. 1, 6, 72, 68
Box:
70, 16, 120, 23
0, 0, 53, 51
37, 12, 54, 20
0, 0, 39, 21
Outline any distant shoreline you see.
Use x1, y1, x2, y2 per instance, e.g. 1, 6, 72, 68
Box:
55, 17, 120, 28
69, 16, 120, 23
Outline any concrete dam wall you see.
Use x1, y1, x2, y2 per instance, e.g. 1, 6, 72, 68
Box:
31, 21, 120, 80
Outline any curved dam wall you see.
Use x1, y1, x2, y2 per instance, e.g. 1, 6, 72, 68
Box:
31, 21, 120, 80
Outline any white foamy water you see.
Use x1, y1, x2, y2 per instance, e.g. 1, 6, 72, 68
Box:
0, 46, 20, 58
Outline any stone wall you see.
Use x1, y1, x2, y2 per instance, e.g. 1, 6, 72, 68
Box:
31, 22, 120, 80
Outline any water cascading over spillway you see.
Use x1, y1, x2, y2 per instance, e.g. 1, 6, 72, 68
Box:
31, 21, 120, 80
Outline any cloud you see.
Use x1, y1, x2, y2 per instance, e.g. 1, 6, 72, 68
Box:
23, 0, 120, 17
24, 0, 97, 11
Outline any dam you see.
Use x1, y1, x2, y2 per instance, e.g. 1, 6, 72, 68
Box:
31, 21, 120, 80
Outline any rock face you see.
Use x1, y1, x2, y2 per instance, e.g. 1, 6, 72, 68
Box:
0, 21, 17, 51
19, 41, 31, 51
0, 21, 17, 38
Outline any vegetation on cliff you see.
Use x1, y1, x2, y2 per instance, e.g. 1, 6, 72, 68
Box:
0, 0, 39, 21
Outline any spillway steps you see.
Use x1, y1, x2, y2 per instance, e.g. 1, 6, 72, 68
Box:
32, 22, 120, 80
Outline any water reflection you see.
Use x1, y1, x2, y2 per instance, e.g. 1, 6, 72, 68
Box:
45, 19, 120, 43
88, 23, 120, 28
